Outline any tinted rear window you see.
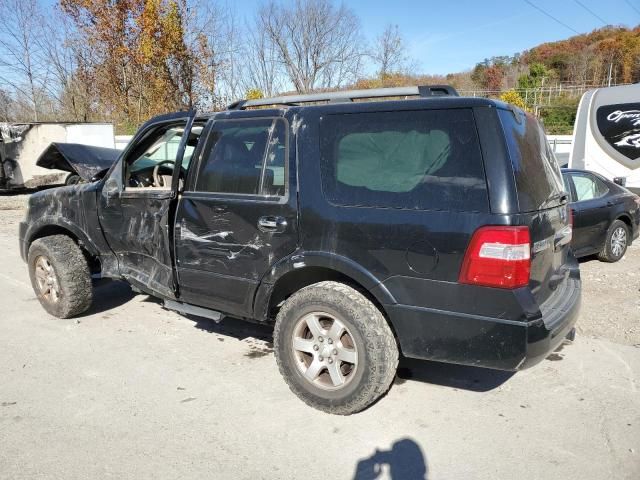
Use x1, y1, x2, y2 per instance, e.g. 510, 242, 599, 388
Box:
499, 109, 565, 212
319, 109, 488, 212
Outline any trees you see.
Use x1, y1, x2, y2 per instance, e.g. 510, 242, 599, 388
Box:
371, 24, 408, 78
0, 0, 48, 121
517, 63, 550, 90
59, 0, 216, 131
257, 0, 365, 93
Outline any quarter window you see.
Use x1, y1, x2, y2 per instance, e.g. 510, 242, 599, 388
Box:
319, 109, 488, 211
195, 118, 287, 196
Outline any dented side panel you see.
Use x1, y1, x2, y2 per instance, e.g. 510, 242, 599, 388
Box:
19, 182, 117, 272
174, 194, 298, 317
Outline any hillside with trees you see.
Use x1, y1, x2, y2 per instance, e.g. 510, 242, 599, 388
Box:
0, 0, 637, 134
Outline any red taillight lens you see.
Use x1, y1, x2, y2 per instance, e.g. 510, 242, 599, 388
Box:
569, 207, 574, 228
459, 226, 531, 289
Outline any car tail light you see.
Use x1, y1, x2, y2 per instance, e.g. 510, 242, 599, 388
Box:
459, 226, 531, 289
569, 207, 574, 227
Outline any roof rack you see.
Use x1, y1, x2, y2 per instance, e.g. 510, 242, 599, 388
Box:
227, 85, 458, 110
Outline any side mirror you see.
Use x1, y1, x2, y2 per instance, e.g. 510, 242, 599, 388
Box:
613, 177, 626, 187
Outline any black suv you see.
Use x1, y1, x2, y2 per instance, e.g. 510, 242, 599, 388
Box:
19, 86, 581, 414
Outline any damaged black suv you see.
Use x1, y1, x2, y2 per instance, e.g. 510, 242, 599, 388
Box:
19, 86, 581, 414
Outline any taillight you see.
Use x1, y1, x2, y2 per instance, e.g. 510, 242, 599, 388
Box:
459, 226, 531, 289
569, 207, 574, 228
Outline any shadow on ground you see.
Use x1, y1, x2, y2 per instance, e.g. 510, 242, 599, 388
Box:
578, 254, 599, 264
395, 356, 514, 392
80, 280, 136, 317
353, 438, 428, 480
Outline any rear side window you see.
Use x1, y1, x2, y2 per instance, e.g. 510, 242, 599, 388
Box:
570, 173, 608, 202
319, 109, 488, 212
194, 118, 287, 196
499, 110, 565, 211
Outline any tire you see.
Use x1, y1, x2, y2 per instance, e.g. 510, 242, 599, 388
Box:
27, 235, 93, 318
65, 174, 81, 186
273, 281, 398, 415
598, 219, 629, 263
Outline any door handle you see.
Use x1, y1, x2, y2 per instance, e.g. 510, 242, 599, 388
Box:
258, 216, 287, 233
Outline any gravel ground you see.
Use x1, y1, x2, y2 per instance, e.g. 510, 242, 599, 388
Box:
0, 194, 638, 480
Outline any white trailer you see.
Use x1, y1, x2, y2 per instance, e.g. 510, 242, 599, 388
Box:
569, 83, 640, 193
0, 122, 114, 190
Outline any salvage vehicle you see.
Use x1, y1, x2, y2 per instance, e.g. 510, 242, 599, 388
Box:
562, 168, 640, 261
0, 122, 115, 190
19, 86, 581, 414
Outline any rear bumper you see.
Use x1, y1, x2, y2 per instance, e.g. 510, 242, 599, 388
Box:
385, 268, 581, 371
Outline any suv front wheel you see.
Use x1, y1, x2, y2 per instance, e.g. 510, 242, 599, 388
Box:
27, 235, 93, 318
273, 281, 398, 415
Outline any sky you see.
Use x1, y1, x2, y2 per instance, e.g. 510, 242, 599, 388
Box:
231, 0, 640, 75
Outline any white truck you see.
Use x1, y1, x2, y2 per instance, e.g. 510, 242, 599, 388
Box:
0, 122, 116, 191
569, 83, 640, 193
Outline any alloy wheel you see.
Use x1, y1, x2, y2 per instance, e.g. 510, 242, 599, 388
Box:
34, 256, 61, 304
611, 226, 627, 258
291, 312, 358, 390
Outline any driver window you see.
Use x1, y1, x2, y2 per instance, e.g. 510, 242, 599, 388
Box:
125, 122, 203, 190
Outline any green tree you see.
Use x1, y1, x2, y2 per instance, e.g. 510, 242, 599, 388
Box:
517, 63, 549, 90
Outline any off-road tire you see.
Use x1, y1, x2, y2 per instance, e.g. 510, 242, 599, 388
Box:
28, 235, 93, 318
273, 281, 398, 415
598, 219, 628, 263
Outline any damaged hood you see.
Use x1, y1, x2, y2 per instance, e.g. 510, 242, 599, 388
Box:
36, 142, 121, 180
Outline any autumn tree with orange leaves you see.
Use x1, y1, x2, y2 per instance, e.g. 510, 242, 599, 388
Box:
59, 0, 214, 131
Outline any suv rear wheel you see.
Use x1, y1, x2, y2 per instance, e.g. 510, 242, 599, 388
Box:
273, 281, 398, 415
598, 219, 628, 262
27, 235, 93, 318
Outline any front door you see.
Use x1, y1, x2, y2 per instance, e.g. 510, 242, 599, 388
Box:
174, 115, 298, 317
98, 112, 199, 298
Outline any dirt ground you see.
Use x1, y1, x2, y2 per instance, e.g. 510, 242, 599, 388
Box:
0, 195, 638, 480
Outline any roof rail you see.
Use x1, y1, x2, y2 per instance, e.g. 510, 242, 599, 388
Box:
226, 85, 458, 110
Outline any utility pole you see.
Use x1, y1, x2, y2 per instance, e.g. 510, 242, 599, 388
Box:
607, 63, 613, 87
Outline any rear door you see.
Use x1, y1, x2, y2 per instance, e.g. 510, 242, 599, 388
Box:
565, 172, 610, 253
174, 115, 298, 317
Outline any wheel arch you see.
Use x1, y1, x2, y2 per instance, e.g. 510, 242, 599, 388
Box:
253, 252, 397, 323
26, 219, 101, 271
616, 213, 633, 232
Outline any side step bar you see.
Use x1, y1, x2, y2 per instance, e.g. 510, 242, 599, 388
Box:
164, 299, 223, 323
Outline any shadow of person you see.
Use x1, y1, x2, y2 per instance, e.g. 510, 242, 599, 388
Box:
353, 438, 427, 480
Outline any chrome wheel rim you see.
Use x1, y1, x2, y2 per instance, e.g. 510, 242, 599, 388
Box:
611, 227, 627, 258
34, 256, 60, 304
291, 311, 358, 391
